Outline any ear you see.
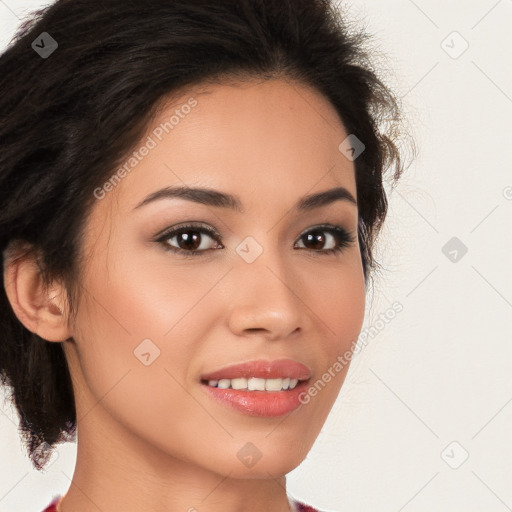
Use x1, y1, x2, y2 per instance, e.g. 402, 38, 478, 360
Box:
3, 243, 72, 342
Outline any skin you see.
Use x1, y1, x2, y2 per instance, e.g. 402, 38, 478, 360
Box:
4, 77, 366, 512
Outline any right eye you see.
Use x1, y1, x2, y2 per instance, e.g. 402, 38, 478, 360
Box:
155, 223, 223, 257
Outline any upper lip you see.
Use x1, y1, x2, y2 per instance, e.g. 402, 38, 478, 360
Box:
200, 358, 311, 381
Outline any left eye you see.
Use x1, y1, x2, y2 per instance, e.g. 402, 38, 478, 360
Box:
295, 226, 355, 254
156, 223, 356, 257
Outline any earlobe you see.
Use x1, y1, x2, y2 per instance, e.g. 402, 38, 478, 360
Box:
3, 248, 72, 342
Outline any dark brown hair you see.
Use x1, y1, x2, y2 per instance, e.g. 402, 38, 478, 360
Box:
0, 0, 405, 470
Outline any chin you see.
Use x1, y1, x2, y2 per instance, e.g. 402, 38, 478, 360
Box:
223, 457, 304, 480
204, 439, 310, 480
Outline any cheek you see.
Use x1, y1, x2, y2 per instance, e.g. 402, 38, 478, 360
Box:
307, 251, 366, 351
72, 238, 232, 379
68, 239, 366, 475
330, 271, 366, 354
297, 254, 366, 407
70, 260, 225, 460
78, 239, 223, 346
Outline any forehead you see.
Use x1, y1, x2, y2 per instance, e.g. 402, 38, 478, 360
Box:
94, 78, 356, 219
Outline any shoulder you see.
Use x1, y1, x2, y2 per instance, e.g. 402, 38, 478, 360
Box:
41, 495, 61, 512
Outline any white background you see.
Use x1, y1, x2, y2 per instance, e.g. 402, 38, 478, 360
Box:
1, 0, 511, 511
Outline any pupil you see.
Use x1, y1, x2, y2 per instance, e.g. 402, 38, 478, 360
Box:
306, 231, 325, 250
180, 231, 200, 250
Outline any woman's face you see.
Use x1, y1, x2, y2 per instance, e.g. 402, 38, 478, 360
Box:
64, 78, 366, 478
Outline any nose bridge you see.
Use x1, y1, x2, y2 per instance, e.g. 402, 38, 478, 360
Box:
227, 235, 305, 337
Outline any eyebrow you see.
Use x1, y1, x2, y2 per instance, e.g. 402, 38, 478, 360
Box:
133, 185, 357, 213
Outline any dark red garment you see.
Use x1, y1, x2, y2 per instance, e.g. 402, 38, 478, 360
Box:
295, 503, 323, 512
42, 495, 323, 511
41, 495, 59, 512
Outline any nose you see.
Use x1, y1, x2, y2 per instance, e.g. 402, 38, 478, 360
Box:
226, 246, 309, 341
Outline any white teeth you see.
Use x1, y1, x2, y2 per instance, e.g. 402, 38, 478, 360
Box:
217, 379, 230, 389
265, 378, 283, 391
231, 377, 247, 390
206, 377, 301, 391
246, 377, 264, 390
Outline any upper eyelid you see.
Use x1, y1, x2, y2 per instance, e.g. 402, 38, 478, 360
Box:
156, 222, 220, 240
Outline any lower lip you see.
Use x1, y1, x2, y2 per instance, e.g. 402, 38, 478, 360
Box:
201, 380, 310, 417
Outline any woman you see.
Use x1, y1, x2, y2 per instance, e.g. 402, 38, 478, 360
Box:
0, 1, 405, 510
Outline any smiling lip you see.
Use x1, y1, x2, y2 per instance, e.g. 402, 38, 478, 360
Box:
199, 359, 312, 417
200, 359, 311, 381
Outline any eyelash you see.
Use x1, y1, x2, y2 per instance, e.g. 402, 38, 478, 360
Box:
155, 222, 357, 258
